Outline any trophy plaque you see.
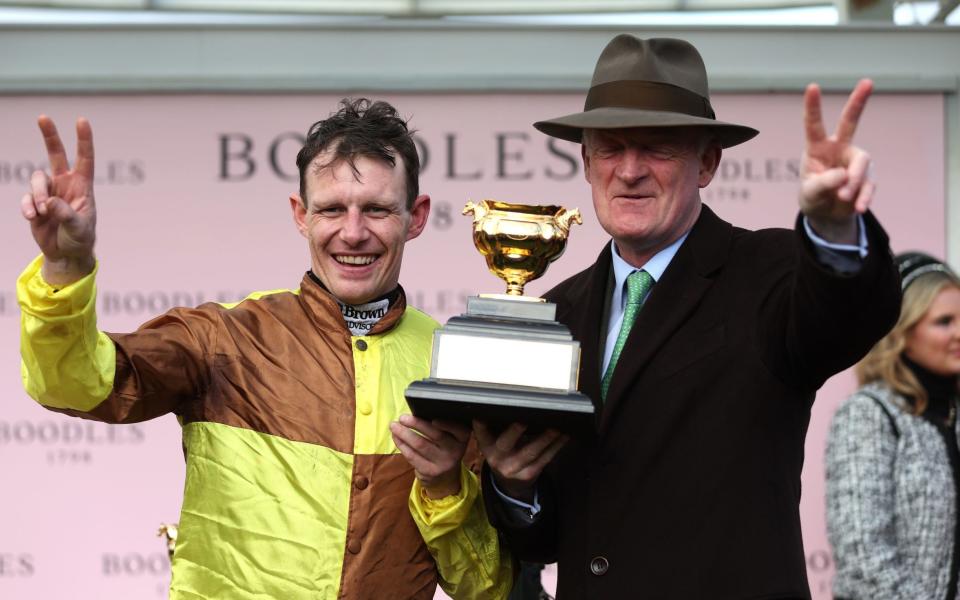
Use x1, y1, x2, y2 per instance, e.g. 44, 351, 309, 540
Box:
405, 200, 595, 435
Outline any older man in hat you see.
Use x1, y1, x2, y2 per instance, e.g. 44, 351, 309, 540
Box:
472, 35, 902, 598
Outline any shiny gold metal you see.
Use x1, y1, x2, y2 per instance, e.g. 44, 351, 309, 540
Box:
463, 200, 582, 297
157, 523, 179, 560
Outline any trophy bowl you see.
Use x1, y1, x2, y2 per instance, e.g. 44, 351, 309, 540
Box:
464, 200, 582, 297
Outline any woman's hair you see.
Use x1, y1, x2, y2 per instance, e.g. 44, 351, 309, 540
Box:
856, 267, 960, 414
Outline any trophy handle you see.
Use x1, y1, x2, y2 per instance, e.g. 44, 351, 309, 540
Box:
555, 208, 583, 232
158, 523, 179, 560
463, 200, 487, 222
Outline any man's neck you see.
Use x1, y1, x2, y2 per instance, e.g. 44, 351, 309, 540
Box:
615, 204, 701, 268
611, 234, 687, 286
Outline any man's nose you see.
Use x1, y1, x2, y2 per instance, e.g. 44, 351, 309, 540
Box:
339, 210, 369, 245
615, 148, 649, 183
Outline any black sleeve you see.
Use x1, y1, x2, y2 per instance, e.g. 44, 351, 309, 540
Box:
759, 210, 901, 391
481, 463, 560, 564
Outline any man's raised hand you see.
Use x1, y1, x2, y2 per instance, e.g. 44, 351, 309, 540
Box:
799, 79, 875, 244
20, 116, 97, 285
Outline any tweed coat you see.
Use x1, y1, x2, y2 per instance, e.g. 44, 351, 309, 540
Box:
826, 382, 960, 600
484, 204, 901, 599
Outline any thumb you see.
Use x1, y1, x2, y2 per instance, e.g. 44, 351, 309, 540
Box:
45, 196, 79, 227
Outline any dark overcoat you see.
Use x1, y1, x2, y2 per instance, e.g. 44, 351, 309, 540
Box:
484, 204, 901, 599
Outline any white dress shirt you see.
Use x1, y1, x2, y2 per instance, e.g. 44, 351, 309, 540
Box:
602, 234, 687, 376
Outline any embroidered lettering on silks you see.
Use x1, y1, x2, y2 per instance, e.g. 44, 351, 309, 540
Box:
338, 299, 389, 337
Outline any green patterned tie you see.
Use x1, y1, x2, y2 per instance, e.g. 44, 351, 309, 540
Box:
601, 269, 654, 401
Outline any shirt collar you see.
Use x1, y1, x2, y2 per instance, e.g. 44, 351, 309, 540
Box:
300, 271, 407, 336
610, 233, 688, 311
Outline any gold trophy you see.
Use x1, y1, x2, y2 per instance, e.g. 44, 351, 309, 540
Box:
405, 200, 595, 434
467, 200, 582, 298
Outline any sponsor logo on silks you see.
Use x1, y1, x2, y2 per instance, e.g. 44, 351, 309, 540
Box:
338, 298, 389, 337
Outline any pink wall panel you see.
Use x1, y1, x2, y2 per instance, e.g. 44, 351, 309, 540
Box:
0, 91, 945, 599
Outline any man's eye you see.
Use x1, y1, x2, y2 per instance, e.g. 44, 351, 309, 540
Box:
316, 206, 344, 216
648, 145, 679, 158
365, 206, 390, 216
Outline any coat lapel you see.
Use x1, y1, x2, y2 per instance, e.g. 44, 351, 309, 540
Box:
555, 244, 613, 418
599, 204, 733, 434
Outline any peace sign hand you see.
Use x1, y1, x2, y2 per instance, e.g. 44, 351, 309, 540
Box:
20, 115, 97, 285
799, 79, 874, 244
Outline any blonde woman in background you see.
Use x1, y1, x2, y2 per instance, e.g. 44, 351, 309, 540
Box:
827, 252, 960, 600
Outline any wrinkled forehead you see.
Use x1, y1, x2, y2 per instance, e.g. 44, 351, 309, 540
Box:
302, 150, 407, 207
304, 156, 408, 204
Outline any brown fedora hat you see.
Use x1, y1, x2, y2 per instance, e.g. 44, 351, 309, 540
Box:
535, 35, 758, 148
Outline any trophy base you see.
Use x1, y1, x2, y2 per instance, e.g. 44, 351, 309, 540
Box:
406, 294, 595, 436
431, 296, 580, 391
405, 379, 595, 437
478, 293, 545, 304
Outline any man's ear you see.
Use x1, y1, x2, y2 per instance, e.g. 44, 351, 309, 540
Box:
406, 194, 431, 241
581, 144, 591, 184
698, 143, 722, 188
290, 193, 308, 237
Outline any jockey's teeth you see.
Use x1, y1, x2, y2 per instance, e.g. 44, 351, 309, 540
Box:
336, 255, 376, 266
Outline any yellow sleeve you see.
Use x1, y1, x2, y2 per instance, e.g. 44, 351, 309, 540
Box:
409, 463, 514, 600
18, 254, 116, 411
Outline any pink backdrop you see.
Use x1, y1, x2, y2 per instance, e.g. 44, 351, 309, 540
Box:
0, 91, 945, 599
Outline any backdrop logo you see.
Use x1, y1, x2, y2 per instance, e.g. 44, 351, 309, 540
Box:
0, 159, 145, 186
0, 420, 145, 466
718, 157, 801, 183
0, 420, 144, 446
424, 133, 580, 182
406, 288, 473, 318
429, 202, 456, 231
0, 554, 35, 578
216, 131, 580, 183
705, 156, 801, 204
100, 290, 250, 316
101, 553, 170, 577
0, 290, 13, 318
